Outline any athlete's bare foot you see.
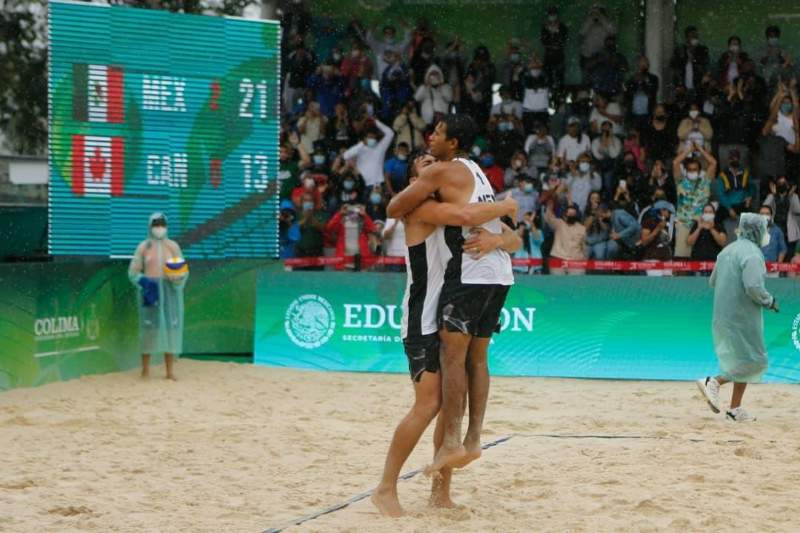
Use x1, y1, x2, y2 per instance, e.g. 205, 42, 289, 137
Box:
371, 487, 404, 518
452, 438, 481, 468
140, 370, 149, 379
424, 445, 468, 476
165, 374, 177, 381
429, 491, 459, 509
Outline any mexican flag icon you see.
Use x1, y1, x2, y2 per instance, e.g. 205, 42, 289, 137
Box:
73, 64, 124, 123
70, 135, 125, 197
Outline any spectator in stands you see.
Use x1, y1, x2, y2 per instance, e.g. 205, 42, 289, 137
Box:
330, 158, 367, 210
380, 51, 413, 122
325, 203, 380, 270
642, 160, 676, 206
410, 36, 437, 87
564, 153, 601, 213
499, 39, 526, 98
381, 216, 406, 272
714, 149, 755, 218
638, 189, 675, 242
639, 202, 674, 276
297, 101, 327, 154
295, 192, 329, 270
678, 102, 714, 153
623, 129, 646, 173
688, 204, 727, 262
585, 35, 628, 97
306, 62, 345, 118
579, 4, 616, 84
761, 82, 799, 171
545, 198, 586, 275
625, 56, 659, 132
716, 78, 761, 170
478, 149, 505, 193
279, 142, 303, 200
718, 36, 748, 87
343, 118, 395, 187
384, 142, 410, 196
291, 170, 324, 211
557, 117, 591, 163
366, 184, 387, 221
415, 64, 453, 125
487, 111, 525, 167
591, 119, 622, 192
326, 102, 356, 152
340, 42, 374, 95
392, 100, 426, 150
587, 204, 641, 260
283, 42, 317, 112
348, 79, 382, 126
758, 26, 787, 88
670, 26, 710, 94
279, 200, 301, 259
616, 150, 644, 210
499, 173, 538, 223
463, 45, 496, 130
514, 211, 545, 274
441, 38, 466, 108
641, 103, 677, 165
521, 57, 551, 134
525, 122, 556, 179
762, 176, 800, 256
758, 205, 788, 270
503, 151, 530, 189
589, 93, 624, 137
585, 203, 611, 259
673, 143, 716, 259
492, 85, 524, 120
541, 6, 568, 95
362, 24, 412, 81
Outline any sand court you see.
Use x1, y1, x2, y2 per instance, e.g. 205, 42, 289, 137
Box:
1, 359, 799, 532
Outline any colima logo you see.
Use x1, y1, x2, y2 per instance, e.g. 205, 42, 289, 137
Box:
34, 316, 80, 337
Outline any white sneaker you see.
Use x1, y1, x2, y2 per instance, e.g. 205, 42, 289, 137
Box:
726, 407, 756, 422
696, 377, 721, 413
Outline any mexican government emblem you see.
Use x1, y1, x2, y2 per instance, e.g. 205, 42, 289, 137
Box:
284, 295, 336, 349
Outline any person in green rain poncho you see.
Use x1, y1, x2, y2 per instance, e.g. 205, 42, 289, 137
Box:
128, 213, 188, 380
696, 213, 779, 422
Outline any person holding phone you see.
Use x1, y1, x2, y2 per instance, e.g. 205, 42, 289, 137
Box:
673, 141, 716, 259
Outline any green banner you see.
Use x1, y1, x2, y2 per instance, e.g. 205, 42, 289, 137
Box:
0, 259, 272, 390
0, 262, 139, 390
254, 271, 800, 383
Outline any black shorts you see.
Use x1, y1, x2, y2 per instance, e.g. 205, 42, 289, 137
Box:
402, 333, 440, 382
438, 283, 510, 338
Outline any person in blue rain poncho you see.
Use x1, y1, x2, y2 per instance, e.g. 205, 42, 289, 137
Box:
128, 213, 188, 380
696, 213, 779, 422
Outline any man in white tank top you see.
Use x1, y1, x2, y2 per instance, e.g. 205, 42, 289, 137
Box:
373, 155, 520, 516
387, 114, 520, 479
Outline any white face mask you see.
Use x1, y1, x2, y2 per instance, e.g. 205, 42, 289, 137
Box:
701, 213, 715, 222
689, 110, 700, 119
578, 162, 591, 173
761, 231, 771, 247
151, 226, 167, 240
686, 171, 699, 181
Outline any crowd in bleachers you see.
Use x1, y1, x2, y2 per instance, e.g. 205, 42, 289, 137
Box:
276, 2, 800, 274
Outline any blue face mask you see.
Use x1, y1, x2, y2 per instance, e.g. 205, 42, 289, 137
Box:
366, 138, 378, 148
343, 179, 355, 191
361, 79, 371, 90
481, 156, 495, 167
313, 154, 326, 166
498, 121, 512, 132
370, 193, 382, 205
781, 102, 793, 115
523, 183, 534, 193
302, 201, 315, 212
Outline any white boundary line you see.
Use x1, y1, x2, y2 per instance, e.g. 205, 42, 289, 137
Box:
34, 345, 101, 358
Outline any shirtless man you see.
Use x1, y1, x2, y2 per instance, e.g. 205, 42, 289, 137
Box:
372, 153, 521, 517
387, 114, 516, 475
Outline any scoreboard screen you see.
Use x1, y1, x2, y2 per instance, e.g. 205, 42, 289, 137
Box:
48, 0, 281, 258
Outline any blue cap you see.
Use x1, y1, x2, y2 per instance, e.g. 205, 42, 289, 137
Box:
653, 200, 676, 214
280, 199, 295, 212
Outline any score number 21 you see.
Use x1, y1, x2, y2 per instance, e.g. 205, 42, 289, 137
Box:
238, 78, 269, 119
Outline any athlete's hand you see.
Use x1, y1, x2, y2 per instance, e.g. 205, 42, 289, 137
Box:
501, 196, 519, 221
463, 227, 502, 259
